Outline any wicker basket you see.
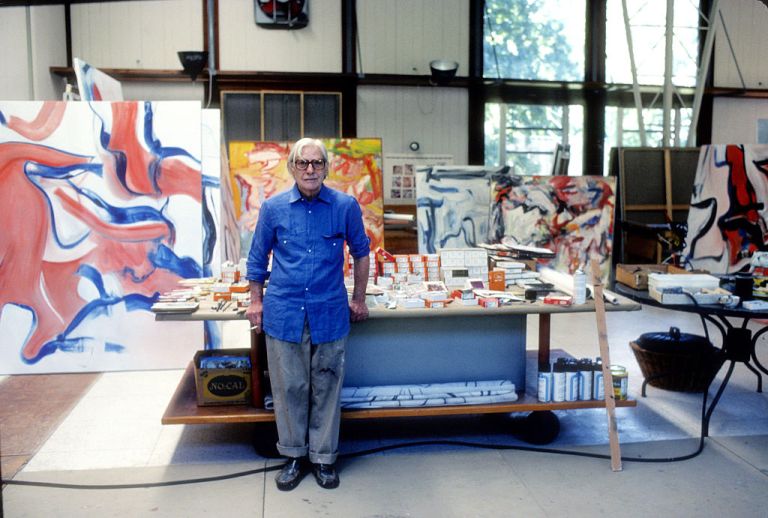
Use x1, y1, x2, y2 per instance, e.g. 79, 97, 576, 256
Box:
630, 337, 725, 393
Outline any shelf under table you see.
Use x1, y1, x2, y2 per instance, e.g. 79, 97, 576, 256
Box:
162, 363, 636, 425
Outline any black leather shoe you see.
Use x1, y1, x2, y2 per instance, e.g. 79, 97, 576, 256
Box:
312, 463, 339, 489
275, 458, 306, 491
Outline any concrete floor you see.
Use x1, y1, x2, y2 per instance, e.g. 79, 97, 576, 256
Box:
2, 304, 768, 516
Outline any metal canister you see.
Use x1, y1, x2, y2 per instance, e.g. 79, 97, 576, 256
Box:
610, 364, 628, 400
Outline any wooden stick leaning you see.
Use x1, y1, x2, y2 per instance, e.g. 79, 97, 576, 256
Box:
590, 258, 623, 472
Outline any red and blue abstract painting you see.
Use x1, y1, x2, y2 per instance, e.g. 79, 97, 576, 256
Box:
0, 101, 209, 373
683, 144, 768, 273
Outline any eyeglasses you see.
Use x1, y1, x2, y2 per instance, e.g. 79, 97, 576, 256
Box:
294, 159, 327, 171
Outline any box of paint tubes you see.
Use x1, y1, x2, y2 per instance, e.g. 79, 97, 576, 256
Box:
194, 348, 252, 406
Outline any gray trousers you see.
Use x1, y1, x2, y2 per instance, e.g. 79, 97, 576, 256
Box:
265, 321, 346, 465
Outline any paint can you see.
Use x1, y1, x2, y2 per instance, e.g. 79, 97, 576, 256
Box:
578, 358, 593, 400
537, 362, 553, 402
565, 359, 579, 401
610, 364, 628, 400
553, 358, 566, 402
592, 358, 604, 400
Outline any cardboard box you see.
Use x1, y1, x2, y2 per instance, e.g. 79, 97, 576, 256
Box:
478, 297, 499, 308
615, 264, 691, 290
194, 348, 252, 406
488, 270, 505, 291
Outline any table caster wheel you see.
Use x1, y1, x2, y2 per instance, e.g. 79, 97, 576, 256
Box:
253, 424, 281, 459
520, 411, 560, 445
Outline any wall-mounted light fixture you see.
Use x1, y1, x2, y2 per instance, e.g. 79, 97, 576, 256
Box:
177, 51, 209, 81
409, 141, 420, 152
429, 60, 458, 86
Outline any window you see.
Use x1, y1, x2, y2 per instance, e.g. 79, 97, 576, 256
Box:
483, 0, 586, 81
482, 1, 702, 175
486, 103, 584, 176
604, 106, 692, 166
606, 0, 700, 87
221, 91, 341, 146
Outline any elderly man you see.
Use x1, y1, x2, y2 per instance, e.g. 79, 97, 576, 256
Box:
245, 138, 370, 491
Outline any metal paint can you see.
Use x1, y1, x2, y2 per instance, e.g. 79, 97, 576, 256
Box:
553, 359, 566, 402
578, 358, 593, 400
593, 358, 604, 400
565, 359, 579, 401
610, 364, 628, 400
537, 362, 553, 402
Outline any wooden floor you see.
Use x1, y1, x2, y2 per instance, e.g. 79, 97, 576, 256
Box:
0, 373, 99, 481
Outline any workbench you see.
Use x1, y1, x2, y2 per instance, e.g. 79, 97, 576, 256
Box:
157, 297, 640, 426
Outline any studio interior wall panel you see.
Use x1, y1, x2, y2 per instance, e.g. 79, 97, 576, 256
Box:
712, 97, 768, 144
714, 0, 767, 89
357, 86, 468, 163
29, 5, 67, 101
71, 0, 202, 70
0, 6, 32, 100
218, 0, 341, 73
357, 0, 468, 76
121, 82, 205, 102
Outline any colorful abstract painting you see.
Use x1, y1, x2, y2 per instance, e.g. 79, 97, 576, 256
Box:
490, 175, 616, 281
0, 101, 206, 373
683, 145, 768, 273
73, 58, 124, 101
228, 139, 384, 256
415, 166, 507, 253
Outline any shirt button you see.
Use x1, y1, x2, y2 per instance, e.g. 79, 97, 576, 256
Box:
308, 210, 312, 214
283, 240, 287, 244
308, 249, 312, 253
305, 288, 309, 291
301, 307, 304, 311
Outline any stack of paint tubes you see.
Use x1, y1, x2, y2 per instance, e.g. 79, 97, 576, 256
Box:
537, 357, 606, 402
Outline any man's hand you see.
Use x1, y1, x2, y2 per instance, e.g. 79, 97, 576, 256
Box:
349, 299, 369, 322
245, 300, 263, 333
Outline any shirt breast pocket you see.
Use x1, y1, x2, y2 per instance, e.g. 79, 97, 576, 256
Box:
321, 232, 345, 263
276, 228, 305, 255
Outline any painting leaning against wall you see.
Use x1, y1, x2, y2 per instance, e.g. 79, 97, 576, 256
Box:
227, 139, 385, 258
490, 174, 616, 282
0, 100, 207, 374
415, 166, 509, 253
683, 144, 768, 273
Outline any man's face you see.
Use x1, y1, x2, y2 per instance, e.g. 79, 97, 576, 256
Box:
289, 145, 326, 198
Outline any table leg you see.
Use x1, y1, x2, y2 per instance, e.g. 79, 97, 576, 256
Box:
702, 361, 736, 437
538, 313, 551, 368
250, 330, 264, 408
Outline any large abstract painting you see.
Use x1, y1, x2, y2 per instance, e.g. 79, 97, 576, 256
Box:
490, 175, 616, 281
228, 139, 384, 256
683, 144, 768, 273
415, 166, 507, 253
0, 101, 206, 373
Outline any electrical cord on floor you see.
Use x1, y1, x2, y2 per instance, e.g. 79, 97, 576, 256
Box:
0, 430, 706, 491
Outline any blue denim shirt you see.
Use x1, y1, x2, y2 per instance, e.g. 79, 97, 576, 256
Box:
246, 184, 370, 343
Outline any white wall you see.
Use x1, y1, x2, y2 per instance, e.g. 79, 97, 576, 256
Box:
218, 0, 341, 72
0, 5, 67, 101
714, 0, 768, 89
70, 0, 203, 69
357, 86, 468, 163
711, 97, 768, 144
0, 7, 33, 100
30, 5, 68, 100
356, 0, 469, 76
